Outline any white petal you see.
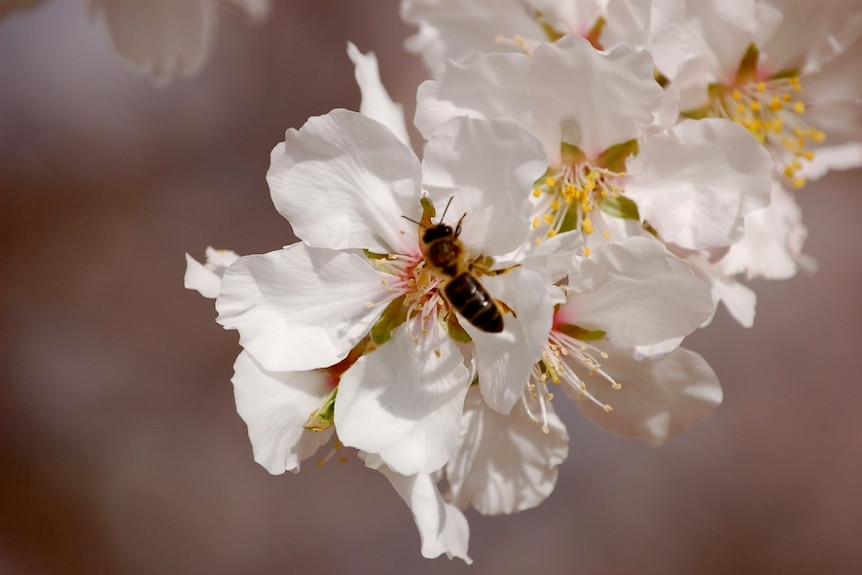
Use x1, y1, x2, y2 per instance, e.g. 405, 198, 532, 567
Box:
650, 0, 756, 109
184, 247, 240, 299
215, 243, 393, 372
688, 253, 757, 328
414, 51, 561, 161
373, 464, 472, 564
528, 36, 667, 156
421, 117, 545, 255
231, 351, 332, 474
572, 346, 723, 446
335, 321, 470, 475
346, 42, 411, 148
561, 237, 714, 348
91, 0, 215, 80
402, 0, 546, 74
516, 230, 583, 282
471, 268, 559, 415
416, 36, 667, 164
625, 119, 773, 250
447, 389, 568, 515
721, 180, 810, 280
268, 109, 422, 254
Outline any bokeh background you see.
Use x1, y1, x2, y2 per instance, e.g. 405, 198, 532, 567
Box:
2, 1, 861, 574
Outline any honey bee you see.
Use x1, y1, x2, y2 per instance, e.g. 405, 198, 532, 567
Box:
405, 199, 515, 333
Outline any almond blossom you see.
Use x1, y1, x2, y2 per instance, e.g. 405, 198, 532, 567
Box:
440, 236, 720, 517
214, 109, 559, 476
401, 0, 651, 74
651, 0, 862, 186
415, 34, 772, 277
650, 0, 861, 284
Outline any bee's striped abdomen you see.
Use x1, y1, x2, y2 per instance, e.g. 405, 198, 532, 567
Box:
444, 272, 503, 333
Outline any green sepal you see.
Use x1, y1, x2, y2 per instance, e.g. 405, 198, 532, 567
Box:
556, 205, 580, 234
769, 68, 801, 81
304, 387, 338, 432
680, 106, 712, 120
363, 249, 389, 260
370, 295, 408, 346
419, 195, 437, 227
599, 195, 640, 220
642, 220, 658, 237
445, 312, 473, 344
736, 43, 760, 83
557, 323, 607, 341
596, 139, 638, 173
560, 141, 586, 165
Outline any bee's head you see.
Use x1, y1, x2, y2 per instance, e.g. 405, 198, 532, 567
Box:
422, 223, 454, 244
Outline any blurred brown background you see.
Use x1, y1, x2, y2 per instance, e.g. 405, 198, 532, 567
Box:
2, 1, 861, 574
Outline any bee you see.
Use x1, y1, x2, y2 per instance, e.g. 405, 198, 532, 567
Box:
405, 199, 515, 333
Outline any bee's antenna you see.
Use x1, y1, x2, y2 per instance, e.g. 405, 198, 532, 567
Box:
401, 215, 424, 227
439, 196, 454, 222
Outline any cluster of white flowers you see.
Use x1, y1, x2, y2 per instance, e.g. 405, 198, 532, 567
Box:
186, 0, 862, 563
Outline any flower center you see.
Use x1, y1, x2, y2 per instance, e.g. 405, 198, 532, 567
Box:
523, 328, 620, 433
531, 160, 632, 255
366, 251, 455, 348
708, 75, 825, 188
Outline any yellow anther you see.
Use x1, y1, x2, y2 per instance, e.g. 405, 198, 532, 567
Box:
543, 213, 555, 225
583, 247, 591, 257
737, 104, 746, 114
731, 89, 742, 101
602, 404, 613, 413
532, 217, 540, 228
791, 177, 806, 189
750, 100, 761, 112
532, 188, 542, 198
602, 231, 610, 240
550, 199, 560, 210
582, 218, 593, 234
757, 81, 766, 92
546, 229, 557, 239
770, 96, 783, 111
544, 176, 556, 186
513, 34, 526, 47
793, 101, 806, 114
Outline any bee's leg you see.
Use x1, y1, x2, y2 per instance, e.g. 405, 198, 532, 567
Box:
496, 298, 517, 318
469, 255, 520, 276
